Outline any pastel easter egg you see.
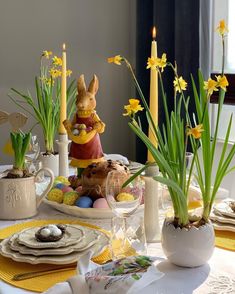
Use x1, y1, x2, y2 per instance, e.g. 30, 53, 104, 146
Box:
53, 180, 62, 187
55, 183, 65, 190
116, 192, 135, 202
47, 188, 64, 203
63, 191, 79, 205
61, 186, 73, 194
55, 176, 70, 186
93, 198, 109, 209
75, 196, 93, 208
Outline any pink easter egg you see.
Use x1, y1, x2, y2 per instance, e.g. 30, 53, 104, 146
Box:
93, 198, 109, 209
61, 186, 73, 193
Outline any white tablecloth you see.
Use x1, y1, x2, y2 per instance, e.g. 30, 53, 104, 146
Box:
0, 165, 235, 293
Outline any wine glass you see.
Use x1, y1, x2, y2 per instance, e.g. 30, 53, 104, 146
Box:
25, 135, 41, 174
105, 170, 144, 259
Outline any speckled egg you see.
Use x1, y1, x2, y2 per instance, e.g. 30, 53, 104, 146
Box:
63, 191, 79, 205
61, 186, 73, 194
116, 192, 135, 202
75, 196, 93, 208
55, 176, 70, 186
93, 198, 109, 209
47, 188, 64, 203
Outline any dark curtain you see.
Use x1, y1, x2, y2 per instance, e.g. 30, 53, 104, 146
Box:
136, 0, 200, 163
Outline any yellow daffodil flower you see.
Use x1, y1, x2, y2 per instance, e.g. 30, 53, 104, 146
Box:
158, 53, 167, 72
216, 19, 228, 36
42, 50, 52, 59
107, 55, 122, 65
187, 124, 204, 139
146, 56, 158, 69
66, 70, 72, 77
49, 68, 62, 78
123, 99, 144, 117
216, 75, 229, 91
52, 56, 63, 66
173, 76, 187, 93
204, 78, 218, 95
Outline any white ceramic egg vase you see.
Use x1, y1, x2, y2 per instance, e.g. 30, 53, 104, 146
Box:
39, 153, 59, 177
161, 218, 215, 267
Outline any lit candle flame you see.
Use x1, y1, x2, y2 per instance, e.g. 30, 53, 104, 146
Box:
152, 27, 157, 40
63, 43, 66, 51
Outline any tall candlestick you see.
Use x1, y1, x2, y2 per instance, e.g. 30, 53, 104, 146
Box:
59, 43, 67, 134
147, 27, 158, 163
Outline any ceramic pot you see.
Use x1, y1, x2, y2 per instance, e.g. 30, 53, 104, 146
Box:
0, 168, 54, 220
161, 218, 215, 267
39, 153, 59, 177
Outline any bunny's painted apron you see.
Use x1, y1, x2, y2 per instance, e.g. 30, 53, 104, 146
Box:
69, 112, 104, 168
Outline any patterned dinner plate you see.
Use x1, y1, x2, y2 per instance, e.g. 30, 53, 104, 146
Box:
17, 225, 84, 249
0, 229, 109, 264
213, 201, 235, 219
9, 227, 99, 256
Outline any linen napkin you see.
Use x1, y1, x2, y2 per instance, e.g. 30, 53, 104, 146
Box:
43, 252, 164, 294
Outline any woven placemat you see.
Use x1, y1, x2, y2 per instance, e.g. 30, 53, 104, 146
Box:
0, 219, 111, 293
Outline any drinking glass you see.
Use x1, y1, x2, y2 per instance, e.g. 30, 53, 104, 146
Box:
105, 170, 144, 259
25, 135, 41, 174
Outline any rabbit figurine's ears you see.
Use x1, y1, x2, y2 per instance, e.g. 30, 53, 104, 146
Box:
88, 75, 99, 95
77, 74, 99, 96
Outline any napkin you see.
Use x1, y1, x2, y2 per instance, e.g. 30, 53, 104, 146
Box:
43, 252, 164, 294
104, 154, 129, 165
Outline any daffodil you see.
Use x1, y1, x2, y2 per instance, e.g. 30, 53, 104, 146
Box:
146, 56, 158, 69
107, 55, 122, 65
204, 78, 218, 95
187, 124, 204, 139
173, 76, 187, 93
123, 99, 144, 117
52, 56, 63, 66
66, 69, 72, 77
49, 68, 62, 78
216, 75, 229, 91
216, 19, 228, 36
158, 53, 167, 72
42, 50, 52, 59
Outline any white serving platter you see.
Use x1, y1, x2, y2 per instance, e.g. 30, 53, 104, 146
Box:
43, 198, 144, 219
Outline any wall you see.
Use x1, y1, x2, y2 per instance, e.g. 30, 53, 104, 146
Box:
0, 0, 136, 164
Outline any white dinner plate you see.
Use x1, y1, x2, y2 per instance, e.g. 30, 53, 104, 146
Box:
9, 228, 99, 256
0, 229, 109, 265
213, 201, 235, 219
43, 198, 144, 219
17, 225, 84, 249
212, 221, 235, 232
210, 211, 235, 226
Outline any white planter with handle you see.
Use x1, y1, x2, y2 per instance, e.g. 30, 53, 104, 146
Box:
161, 218, 215, 267
39, 153, 59, 177
0, 168, 54, 220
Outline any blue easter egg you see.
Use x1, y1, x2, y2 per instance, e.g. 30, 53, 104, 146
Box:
55, 183, 65, 190
75, 196, 93, 208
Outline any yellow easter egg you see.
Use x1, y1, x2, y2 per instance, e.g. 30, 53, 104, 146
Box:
63, 191, 79, 206
116, 192, 135, 202
55, 176, 70, 186
47, 188, 64, 203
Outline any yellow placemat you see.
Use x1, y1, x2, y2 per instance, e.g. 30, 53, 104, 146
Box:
0, 219, 111, 293
215, 230, 235, 251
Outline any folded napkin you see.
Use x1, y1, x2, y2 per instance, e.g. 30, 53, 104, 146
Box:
104, 154, 129, 165
43, 252, 164, 294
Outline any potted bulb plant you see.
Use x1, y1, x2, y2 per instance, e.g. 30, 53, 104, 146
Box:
8, 50, 77, 176
108, 20, 234, 267
0, 131, 54, 219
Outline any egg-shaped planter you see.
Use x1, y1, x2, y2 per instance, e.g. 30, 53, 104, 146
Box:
161, 218, 215, 267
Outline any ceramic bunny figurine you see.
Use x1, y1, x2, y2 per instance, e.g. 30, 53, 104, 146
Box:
63, 74, 105, 169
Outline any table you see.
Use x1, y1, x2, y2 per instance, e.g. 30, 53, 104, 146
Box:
0, 202, 235, 294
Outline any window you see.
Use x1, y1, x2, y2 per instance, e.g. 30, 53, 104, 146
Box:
210, 0, 235, 141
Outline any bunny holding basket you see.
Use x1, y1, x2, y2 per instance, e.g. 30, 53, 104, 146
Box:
63, 74, 105, 171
